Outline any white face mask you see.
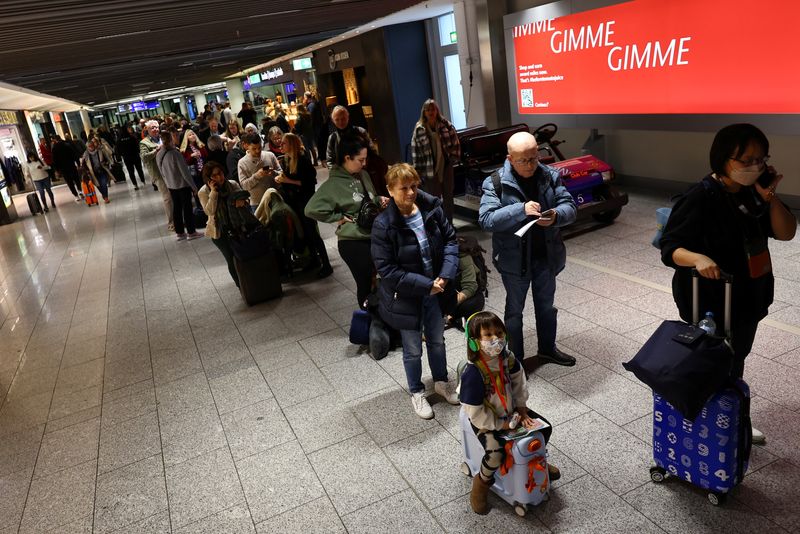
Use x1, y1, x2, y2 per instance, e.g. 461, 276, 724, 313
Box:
480, 338, 506, 358
728, 164, 762, 186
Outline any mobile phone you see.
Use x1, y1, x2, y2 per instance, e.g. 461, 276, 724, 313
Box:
539, 209, 555, 220
757, 168, 774, 188
262, 165, 272, 171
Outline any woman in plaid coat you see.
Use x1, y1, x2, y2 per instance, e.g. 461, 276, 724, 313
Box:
411, 99, 461, 221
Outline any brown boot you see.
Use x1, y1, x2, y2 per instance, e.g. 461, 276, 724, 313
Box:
470, 475, 492, 515
548, 463, 561, 481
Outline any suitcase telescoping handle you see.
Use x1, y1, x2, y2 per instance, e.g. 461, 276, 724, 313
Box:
691, 269, 732, 337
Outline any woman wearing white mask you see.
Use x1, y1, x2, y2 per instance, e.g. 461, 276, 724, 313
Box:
660, 123, 796, 443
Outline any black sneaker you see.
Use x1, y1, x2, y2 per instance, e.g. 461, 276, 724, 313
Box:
317, 265, 333, 279
537, 348, 576, 367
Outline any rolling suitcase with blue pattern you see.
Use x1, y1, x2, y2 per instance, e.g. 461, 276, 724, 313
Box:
647, 271, 752, 506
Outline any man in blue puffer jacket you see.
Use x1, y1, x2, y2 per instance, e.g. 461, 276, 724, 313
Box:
479, 132, 577, 367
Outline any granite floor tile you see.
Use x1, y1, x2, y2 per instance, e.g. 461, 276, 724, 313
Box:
5, 364, 59, 402
254, 496, 345, 534
552, 364, 652, 425
554, 411, 653, 495
570, 298, 659, 335
283, 392, 364, 453
251, 340, 312, 374
94, 454, 168, 533
207, 357, 273, 414
734, 460, 800, 532
103, 353, 153, 392
48, 384, 102, 421
236, 440, 324, 524
744, 355, 800, 412
101, 385, 156, 429
0, 423, 43, 478
108, 511, 171, 534
748, 396, 800, 467
341, 489, 443, 533
220, 398, 295, 460
526, 374, 593, 427
574, 272, 653, 303
159, 406, 227, 467
384, 427, 471, 508
348, 386, 439, 447
151, 347, 204, 386
165, 447, 245, 529
34, 417, 100, 478
263, 359, 333, 408
0, 467, 32, 531
319, 355, 396, 402
61, 335, 106, 368
175, 503, 255, 534
559, 325, 643, 375
53, 357, 105, 395
155, 371, 215, 419
432, 493, 551, 533
308, 433, 407, 515
298, 328, 360, 368
99, 411, 161, 473
18, 460, 97, 534
533, 474, 662, 533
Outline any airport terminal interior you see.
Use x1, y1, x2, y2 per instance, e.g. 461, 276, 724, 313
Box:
1, 1, 799, 533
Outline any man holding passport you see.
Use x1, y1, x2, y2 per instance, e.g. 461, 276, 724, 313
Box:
479, 131, 577, 367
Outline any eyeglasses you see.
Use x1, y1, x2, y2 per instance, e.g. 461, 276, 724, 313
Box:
730, 155, 769, 167
512, 157, 539, 166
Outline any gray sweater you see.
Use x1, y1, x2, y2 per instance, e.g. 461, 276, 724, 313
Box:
156, 147, 196, 190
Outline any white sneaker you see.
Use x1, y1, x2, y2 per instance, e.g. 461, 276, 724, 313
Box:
434, 380, 460, 405
752, 427, 766, 444
176, 233, 187, 241
411, 392, 434, 419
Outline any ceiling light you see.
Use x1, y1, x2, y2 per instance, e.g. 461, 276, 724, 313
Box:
211, 61, 237, 67
248, 9, 301, 18
95, 29, 151, 40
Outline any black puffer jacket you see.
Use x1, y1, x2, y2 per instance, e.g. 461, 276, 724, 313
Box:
371, 191, 458, 331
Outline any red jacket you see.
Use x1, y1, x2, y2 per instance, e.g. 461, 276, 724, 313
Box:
39, 141, 53, 165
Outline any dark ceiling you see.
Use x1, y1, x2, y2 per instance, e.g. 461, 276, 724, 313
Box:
0, 0, 422, 106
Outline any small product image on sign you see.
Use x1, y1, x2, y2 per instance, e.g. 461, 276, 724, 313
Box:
521, 89, 534, 108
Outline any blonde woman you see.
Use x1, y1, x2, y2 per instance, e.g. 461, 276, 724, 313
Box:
276, 133, 331, 277
410, 99, 461, 221
180, 129, 207, 187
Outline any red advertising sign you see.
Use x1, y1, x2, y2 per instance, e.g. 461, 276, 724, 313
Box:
512, 0, 800, 114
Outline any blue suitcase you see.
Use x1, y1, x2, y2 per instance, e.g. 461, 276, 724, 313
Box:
647, 272, 752, 505
650, 380, 752, 505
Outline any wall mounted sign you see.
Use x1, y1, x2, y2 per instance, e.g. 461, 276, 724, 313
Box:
261, 67, 284, 81
327, 49, 350, 70
0, 111, 18, 125
292, 57, 313, 70
511, 0, 800, 114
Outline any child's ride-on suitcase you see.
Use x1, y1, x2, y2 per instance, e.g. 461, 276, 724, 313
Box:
646, 273, 752, 506
458, 409, 550, 517
82, 180, 98, 206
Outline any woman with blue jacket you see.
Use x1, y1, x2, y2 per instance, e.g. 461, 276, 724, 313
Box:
371, 163, 460, 419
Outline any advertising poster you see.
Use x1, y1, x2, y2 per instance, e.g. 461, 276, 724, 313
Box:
512, 0, 800, 114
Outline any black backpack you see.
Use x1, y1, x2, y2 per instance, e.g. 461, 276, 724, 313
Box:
457, 234, 490, 297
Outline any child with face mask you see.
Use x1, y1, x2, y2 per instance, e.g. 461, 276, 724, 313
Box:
459, 311, 561, 514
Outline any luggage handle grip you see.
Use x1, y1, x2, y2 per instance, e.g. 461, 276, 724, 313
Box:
691, 268, 732, 336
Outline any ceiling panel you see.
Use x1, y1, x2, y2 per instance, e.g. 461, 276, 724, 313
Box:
0, 0, 422, 105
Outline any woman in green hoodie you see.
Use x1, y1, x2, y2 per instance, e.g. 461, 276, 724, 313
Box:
305, 134, 386, 306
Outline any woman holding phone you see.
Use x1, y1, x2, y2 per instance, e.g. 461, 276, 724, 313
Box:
660, 123, 796, 443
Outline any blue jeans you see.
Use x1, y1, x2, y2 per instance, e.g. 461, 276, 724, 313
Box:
502, 258, 557, 360
96, 172, 109, 199
34, 178, 55, 207
400, 295, 449, 394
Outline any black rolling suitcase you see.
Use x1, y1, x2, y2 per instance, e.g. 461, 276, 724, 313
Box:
193, 195, 208, 229
234, 253, 282, 305
27, 193, 43, 214
111, 162, 126, 183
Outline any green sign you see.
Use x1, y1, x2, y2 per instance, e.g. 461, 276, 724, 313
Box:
449, 31, 457, 44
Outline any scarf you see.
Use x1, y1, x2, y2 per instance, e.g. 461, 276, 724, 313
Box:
215, 181, 232, 230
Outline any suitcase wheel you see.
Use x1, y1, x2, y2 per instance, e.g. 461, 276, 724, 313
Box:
649, 466, 667, 483
707, 492, 726, 507
460, 462, 472, 477
513, 502, 526, 517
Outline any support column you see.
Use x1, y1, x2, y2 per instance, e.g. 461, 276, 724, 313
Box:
178, 96, 189, 118
225, 78, 246, 116
79, 109, 91, 134
454, 0, 487, 128
193, 92, 208, 115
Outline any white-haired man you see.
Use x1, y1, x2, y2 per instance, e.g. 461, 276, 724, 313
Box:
139, 120, 174, 230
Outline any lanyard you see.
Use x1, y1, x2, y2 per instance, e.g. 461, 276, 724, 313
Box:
477, 353, 509, 416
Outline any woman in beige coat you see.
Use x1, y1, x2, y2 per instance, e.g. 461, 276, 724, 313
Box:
198, 161, 242, 286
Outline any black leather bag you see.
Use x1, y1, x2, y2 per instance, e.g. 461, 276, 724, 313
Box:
623, 271, 735, 419
354, 175, 379, 230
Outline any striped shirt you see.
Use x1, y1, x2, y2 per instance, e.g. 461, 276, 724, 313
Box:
405, 210, 433, 277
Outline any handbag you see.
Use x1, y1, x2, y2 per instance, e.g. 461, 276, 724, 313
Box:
354, 174, 379, 230
349, 309, 371, 345
623, 270, 735, 419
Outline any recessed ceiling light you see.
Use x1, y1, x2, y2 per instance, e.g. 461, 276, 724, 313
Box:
95, 29, 150, 40
249, 9, 300, 17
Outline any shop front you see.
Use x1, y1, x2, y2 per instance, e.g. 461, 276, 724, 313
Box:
1, 110, 34, 196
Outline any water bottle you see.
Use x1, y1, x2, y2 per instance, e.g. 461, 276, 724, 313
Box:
698, 312, 716, 335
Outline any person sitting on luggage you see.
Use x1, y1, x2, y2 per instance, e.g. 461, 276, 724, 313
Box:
460, 311, 560, 515
199, 161, 243, 286
238, 133, 281, 213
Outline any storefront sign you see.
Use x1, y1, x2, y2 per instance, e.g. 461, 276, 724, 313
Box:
248, 73, 261, 84
0, 111, 17, 125
511, 0, 800, 114
28, 111, 48, 123
261, 67, 284, 81
327, 49, 350, 70
129, 101, 160, 112
52, 112, 63, 122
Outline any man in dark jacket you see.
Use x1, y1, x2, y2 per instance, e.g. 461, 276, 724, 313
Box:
116, 124, 145, 189
372, 163, 459, 419
325, 106, 372, 169
51, 136, 83, 201
237, 102, 258, 128
479, 132, 578, 368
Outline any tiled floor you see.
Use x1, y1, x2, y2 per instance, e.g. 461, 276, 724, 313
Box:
1, 177, 799, 534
